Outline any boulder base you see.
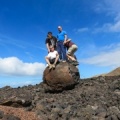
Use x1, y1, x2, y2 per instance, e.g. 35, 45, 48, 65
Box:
43, 62, 80, 91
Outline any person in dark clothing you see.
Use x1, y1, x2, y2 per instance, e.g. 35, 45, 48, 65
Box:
45, 32, 57, 53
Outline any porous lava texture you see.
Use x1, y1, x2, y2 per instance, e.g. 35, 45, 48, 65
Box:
0, 76, 120, 120
43, 62, 80, 92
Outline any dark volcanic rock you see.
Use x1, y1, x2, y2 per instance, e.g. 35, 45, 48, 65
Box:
3, 114, 21, 120
0, 76, 120, 120
43, 62, 80, 92
0, 110, 4, 119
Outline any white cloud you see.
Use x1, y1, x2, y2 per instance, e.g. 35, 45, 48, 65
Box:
105, 0, 120, 19
109, 21, 120, 32
80, 43, 120, 68
0, 57, 46, 76
93, 0, 120, 33
94, 20, 120, 33
74, 0, 120, 34
74, 27, 89, 33
94, 0, 120, 18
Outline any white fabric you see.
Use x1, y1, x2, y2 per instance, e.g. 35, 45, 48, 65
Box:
47, 51, 58, 59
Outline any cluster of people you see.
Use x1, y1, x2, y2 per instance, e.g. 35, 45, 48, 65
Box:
45, 26, 79, 70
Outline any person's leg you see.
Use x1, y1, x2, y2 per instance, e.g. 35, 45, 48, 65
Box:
60, 42, 67, 61
45, 56, 52, 69
71, 45, 78, 61
70, 45, 79, 65
67, 47, 75, 61
74, 55, 77, 60
57, 42, 62, 60
50, 58, 55, 68
67, 45, 79, 66
50, 58, 54, 64
53, 55, 59, 66
67, 45, 78, 61
67, 54, 76, 61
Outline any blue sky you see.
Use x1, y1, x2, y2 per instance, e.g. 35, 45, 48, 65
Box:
0, 0, 120, 88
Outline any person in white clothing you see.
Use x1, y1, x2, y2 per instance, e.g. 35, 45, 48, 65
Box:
45, 45, 59, 69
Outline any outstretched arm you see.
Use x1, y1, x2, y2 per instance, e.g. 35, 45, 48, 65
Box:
64, 39, 71, 44
46, 43, 50, 53
54, 52, 59, 65
45, 56, 51, 66
64, 34, 67, 41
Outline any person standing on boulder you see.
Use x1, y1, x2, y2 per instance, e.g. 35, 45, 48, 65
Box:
64, 38, 79, 66
45, 45, 59, 69
45, 32, 57, 53
57, 26, 67, 62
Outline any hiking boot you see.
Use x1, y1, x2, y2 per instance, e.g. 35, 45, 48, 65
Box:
49, 65, 52, 69
52, 64, 56, 68
72, 61, 79, 66
68, 60, 73, 63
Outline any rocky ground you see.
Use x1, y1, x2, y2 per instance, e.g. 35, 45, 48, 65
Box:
0, 75, 120, 120
0, 105, 38, 120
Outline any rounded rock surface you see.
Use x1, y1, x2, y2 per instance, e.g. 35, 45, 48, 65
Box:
43, 62, 80, 91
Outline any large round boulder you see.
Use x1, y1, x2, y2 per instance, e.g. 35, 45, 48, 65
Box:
43, 62, 80, 92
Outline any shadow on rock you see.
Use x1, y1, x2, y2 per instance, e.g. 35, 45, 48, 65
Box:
43, 62, 80, 92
